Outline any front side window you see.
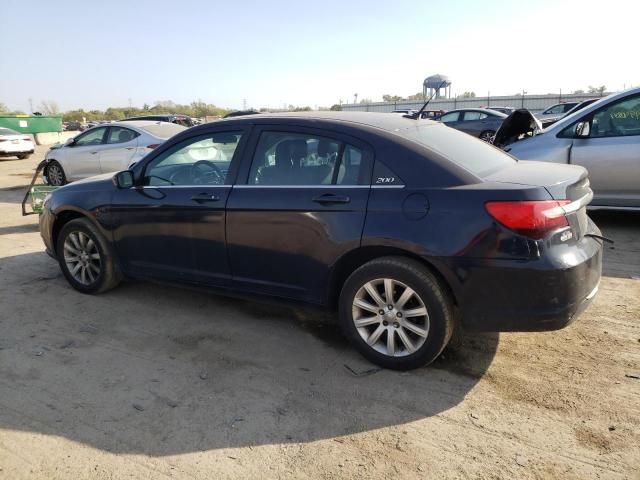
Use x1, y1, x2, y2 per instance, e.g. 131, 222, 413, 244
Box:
248, 132, 366, 186
144, 131, 242, 186
107, 127, 139, 144
439, 112, 460, 123
591, 95, 640, 138
74, 127, 107, 146
544, 104, 565, 115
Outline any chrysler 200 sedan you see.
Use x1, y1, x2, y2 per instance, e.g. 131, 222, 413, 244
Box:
39, 112, 603, 370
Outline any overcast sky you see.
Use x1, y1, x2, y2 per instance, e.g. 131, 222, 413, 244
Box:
1, 0, 638, 112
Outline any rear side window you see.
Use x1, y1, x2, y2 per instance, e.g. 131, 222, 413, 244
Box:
107, 127, 139, 144
398, 124, 516, 177
373, 160, 404, 186
248, 132, 367, 186
463, 111, 488, 121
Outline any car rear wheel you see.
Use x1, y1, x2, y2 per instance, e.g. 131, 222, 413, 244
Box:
46, 161, 66, 186
479, 130, 495, 142
56, 218, 121, 294
339, 256, 454, 370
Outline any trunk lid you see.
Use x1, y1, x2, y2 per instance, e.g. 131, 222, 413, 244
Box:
485, 161, 593, 239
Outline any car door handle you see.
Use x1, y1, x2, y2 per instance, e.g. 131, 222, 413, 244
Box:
125, 147, 135, 150
312, 193, 351, 205
190, 192, 220, 203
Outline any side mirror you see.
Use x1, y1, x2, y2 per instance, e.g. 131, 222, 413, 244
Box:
114, 170, 134, 189
64, 137, 75, 146
575, 121, 591, 138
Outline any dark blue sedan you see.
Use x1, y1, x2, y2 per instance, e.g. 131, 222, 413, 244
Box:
39, 112, 602, 370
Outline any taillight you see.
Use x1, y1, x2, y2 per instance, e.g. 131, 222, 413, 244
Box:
146, 144, 160, 149
22, 137, 32, 142
485, 200, 571, 239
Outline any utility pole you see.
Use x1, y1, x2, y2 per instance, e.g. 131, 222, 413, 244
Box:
521, 90, 527, 108
354, 93, 358, 104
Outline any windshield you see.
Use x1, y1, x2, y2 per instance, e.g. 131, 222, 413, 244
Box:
0, 128, 20, 136
396, 123, 516, 177
139, 123, 187, 139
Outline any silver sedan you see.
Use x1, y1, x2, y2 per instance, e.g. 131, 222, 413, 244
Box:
44, 120, 187, 186
496, 87, 640, 210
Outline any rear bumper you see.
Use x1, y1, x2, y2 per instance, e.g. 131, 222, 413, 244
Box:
437, 227, 603, 332
0, 148, 34, 155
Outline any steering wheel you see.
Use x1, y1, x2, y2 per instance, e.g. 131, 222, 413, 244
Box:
191, 160, 224, 185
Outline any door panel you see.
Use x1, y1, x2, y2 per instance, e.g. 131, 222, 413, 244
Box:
64, 127, 107, 180
110, 186, 231, 284
100, 127, 139, 173
110, 129, 248, 283
226, 127, 373, 304
570, 136, 640, 207
226, 186, 369, 303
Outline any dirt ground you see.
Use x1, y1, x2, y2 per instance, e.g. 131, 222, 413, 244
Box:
0, 146, 638, 479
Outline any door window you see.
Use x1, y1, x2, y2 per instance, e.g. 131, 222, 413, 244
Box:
590, 95, 640, 138
74, 127, 107, 146
143, 132, 243, 186
463, 111, 488, 121
439, 112, 460, 123
544, 104, 565, 115
107, 127, 139, 144
248, 132, 366, 185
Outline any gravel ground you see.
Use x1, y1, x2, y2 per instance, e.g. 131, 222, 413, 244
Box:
0, 146, 638, 479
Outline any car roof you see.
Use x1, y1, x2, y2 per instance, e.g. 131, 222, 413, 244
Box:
217, 110, 444, 131
109, 120, 174, 129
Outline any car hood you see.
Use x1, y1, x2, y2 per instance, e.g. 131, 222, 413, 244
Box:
492, 109, 543, 148
56, 173, 116, 193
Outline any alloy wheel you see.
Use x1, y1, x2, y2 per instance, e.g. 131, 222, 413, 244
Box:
63, 231, 101, 285
48, 164, 64, 186
352, 278, 430, 357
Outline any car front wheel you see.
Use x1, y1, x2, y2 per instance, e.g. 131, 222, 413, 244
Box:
339, 257, 454, 370
46, 160, 67, 186
56, 218, 121, 294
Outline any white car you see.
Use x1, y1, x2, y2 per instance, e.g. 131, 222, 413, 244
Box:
44, 120, 187, 186
0, 127, 35, 159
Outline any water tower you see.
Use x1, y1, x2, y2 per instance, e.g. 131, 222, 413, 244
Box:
423, 74, 451, 99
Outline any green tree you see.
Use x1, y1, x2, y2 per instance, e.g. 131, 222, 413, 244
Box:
38, 100, 60, 115
0, 102, 7, 113
382, 94, 403, 102
573, 89, 585, 94
588, 85, 606, 95
406, 92, 425, 101
330, 104, 342, 111
458, 91, 476, 99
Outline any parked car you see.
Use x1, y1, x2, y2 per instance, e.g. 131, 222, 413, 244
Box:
43, 120, 187, 186
122, 114, 195, 127
39, 112, 602, 370
223, 110, 261, 118
539, 99, 599, 128
493, 87, 640, 209
481, 106, 514, 115
534, 102, 580, 122
63, 121, 84, 132
437, 108, 507, 141
0, 127, 35, 159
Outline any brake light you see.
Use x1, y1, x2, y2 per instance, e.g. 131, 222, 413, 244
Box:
485, 200, 571, 239
146, 144, 160, 149
22, 137, 32, 142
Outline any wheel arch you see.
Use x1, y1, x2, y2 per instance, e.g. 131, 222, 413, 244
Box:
51, 208, 97, 254
327, 246, 458, 310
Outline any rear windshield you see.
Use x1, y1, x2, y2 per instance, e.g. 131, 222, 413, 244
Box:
139, 122, 187, 139
396, 123, 516, 177
0, 128, 20, 135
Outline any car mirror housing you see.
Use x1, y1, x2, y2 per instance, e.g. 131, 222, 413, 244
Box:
575, 121, 591, 138
64, 137, 75, 146
114, 170, 135, 189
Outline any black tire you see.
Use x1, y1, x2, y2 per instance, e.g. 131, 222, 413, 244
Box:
46, 160, 67, 186
339, 256, 454, 370
479, 130, 495, 142
17, 154, 30, 160
56, 218, 122, 294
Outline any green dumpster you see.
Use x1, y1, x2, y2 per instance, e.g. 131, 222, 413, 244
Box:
0, 115, 62, 134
